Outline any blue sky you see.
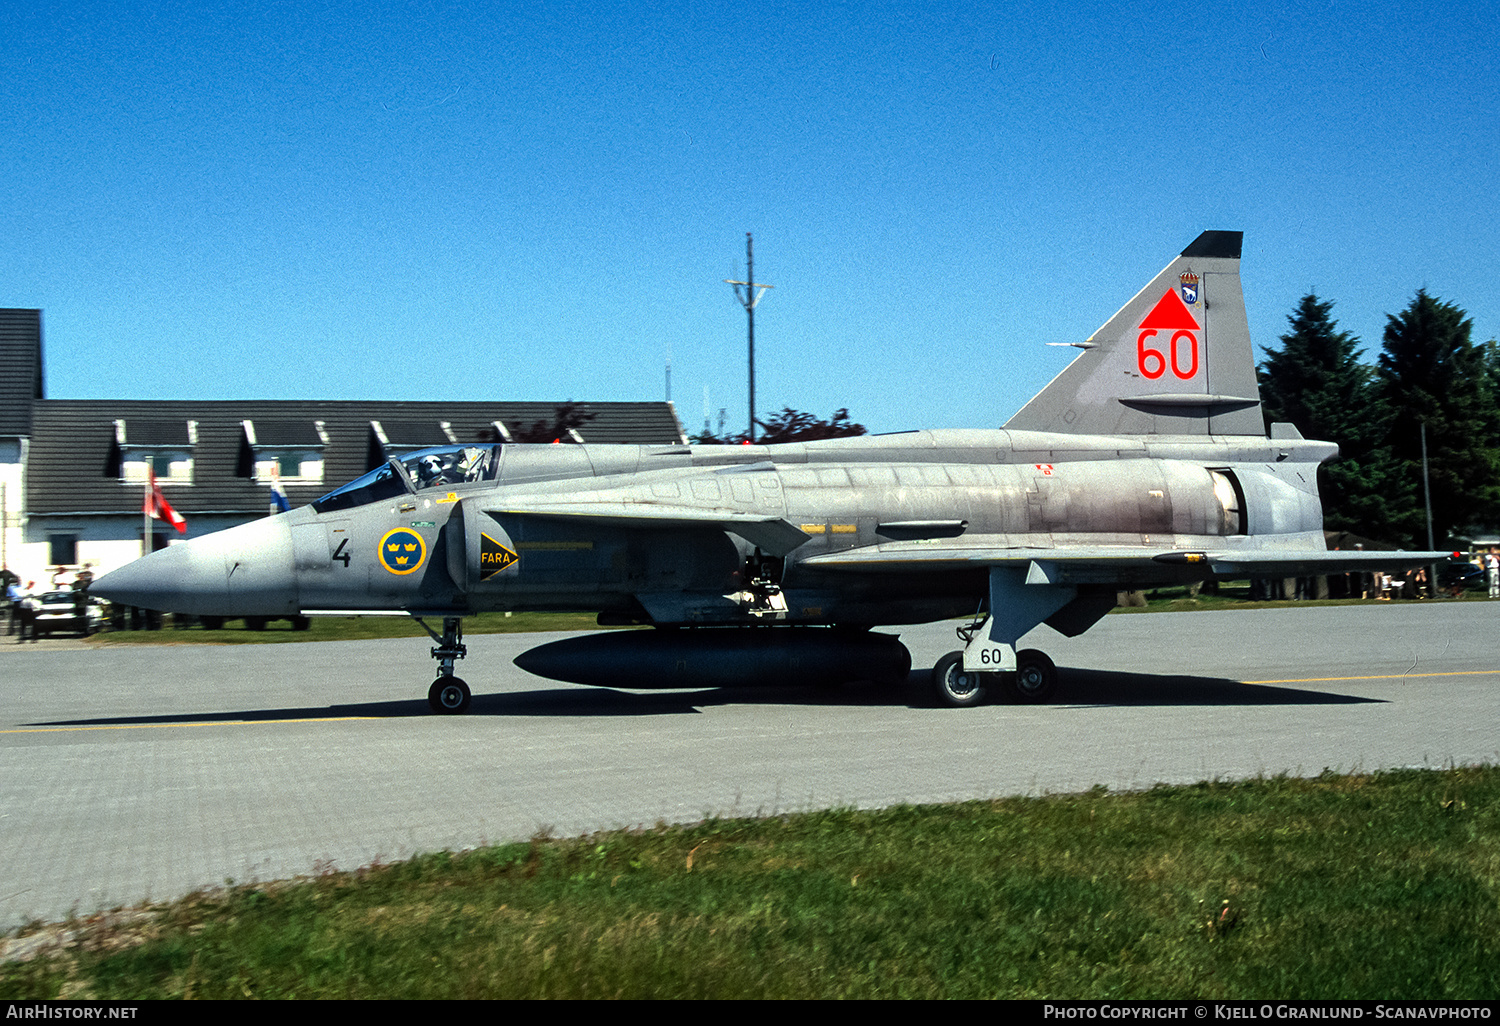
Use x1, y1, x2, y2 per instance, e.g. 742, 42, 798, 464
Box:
4, 1, 1497, 436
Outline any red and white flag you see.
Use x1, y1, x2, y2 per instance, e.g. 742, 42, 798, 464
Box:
144, 469, 187, 534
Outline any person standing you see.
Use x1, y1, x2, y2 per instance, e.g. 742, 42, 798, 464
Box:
15, 580, 38, 642
1486, 549, 1499, 599
5, 576, 23, 636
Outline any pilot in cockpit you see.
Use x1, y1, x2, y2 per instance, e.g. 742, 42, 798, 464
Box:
415, 454, 448, 488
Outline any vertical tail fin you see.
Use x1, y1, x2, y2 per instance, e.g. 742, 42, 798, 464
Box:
1004, 230, 1265, 436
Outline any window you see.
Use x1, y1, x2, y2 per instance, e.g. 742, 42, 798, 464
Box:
119, 450, 192, 483
48, 534, 78, 566
238, 420, 328, 484
314, 445, 499, 513
109, 419, 196, 483
248, 449, 322, 483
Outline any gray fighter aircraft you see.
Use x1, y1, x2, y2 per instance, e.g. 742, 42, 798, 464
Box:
92, 231, 1454, 712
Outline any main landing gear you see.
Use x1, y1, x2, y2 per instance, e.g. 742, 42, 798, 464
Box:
416, 616, 470, 714
929, 648, 1058, 708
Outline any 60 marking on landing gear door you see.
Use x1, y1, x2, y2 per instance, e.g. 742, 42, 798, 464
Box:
378, 528, 427, 575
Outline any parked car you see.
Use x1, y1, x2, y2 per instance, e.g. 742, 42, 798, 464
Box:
1439, 560, 1484, 594
30, 590, 107, 637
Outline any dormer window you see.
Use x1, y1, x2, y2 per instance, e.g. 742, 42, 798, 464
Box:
365, 419, 459, 471
237, 420, 329, 483
106, 419, 195, 483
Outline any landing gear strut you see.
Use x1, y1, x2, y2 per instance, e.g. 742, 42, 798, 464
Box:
416, 616, 470, 714
736, 551, 788, 620
931, 606, 1061, 707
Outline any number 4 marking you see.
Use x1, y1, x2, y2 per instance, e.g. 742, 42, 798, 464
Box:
332, 537, 350, 567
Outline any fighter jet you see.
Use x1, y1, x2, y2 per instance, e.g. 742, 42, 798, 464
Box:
92, 231, 1454, 712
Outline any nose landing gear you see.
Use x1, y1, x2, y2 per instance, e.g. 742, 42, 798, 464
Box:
428, 676, 471, 714
416, 615, 471, 714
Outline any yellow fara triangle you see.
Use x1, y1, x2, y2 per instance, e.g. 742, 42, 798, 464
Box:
479, 532, 518, 580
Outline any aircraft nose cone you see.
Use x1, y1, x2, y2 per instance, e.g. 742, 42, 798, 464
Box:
91, 540, 226, 613
91, 516, 298, 616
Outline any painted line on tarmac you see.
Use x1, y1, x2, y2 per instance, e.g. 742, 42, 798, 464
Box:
1244, 669, 1500, 685
2, 717, 380, 735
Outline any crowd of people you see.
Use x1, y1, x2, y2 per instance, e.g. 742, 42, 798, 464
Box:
4, 571, 95, 642
1254, 546, 1500, 602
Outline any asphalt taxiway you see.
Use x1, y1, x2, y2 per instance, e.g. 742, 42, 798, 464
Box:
2, 602, 1497, 932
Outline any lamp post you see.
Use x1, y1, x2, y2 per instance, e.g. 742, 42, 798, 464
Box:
725, 233, 773, 442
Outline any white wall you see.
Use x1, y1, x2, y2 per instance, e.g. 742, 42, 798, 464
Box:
17, 514, 256, 588
1, 439, 25, 585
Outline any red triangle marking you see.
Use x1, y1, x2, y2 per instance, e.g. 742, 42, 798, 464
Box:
1138, 288, 1201, 331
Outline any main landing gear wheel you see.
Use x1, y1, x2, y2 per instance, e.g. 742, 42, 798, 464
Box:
931, 650, 990, 708
428, 677, 471, 714
1003, 649, 1058, 703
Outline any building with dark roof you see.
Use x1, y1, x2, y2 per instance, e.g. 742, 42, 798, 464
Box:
0, 309, 42, 444
0, 309, 686, 586
1, 310, 43, 584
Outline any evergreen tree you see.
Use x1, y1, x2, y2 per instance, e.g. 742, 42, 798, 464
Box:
1257, 295, 1418, 541
1377, 290, 1500, 547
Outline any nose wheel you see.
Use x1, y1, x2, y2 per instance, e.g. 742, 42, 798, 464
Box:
428, 676, 471, 714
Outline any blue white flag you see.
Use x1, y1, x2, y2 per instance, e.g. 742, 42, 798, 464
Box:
269, 466, 291, 514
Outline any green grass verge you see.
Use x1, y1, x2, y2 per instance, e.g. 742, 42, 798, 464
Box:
86, 611, 605, 645
4, 767, 1498, 999
1111, 581, 1493, 614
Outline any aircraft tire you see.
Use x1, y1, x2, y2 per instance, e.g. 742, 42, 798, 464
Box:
428, 676, 472, 714
931, 651, 989, 708
1003, 649, 1058, 703
882, 638, 914, 687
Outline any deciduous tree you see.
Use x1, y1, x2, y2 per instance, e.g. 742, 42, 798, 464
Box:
692, 408, 867, 445
509, 403, 597, 444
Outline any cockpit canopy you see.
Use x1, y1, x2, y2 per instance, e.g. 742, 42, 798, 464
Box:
312, 444, 500, 513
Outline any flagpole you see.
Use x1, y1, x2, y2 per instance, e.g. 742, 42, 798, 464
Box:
143, 470, 151, 558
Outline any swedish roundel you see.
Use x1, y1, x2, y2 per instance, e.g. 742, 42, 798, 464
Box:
378, 528, 427, 576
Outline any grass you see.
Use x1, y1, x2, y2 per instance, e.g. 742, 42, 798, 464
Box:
4, 766, 1498, 999
86, 610, 606, 645
1111, 581, 1490, 614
